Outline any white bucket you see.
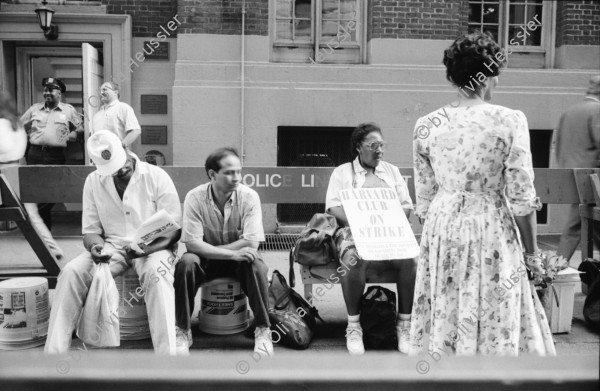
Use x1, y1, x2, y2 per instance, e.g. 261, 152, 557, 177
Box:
0, 277, 49, 350
198, 278, 250, 335
114, 268, 150, 340
546, 270, 581, 334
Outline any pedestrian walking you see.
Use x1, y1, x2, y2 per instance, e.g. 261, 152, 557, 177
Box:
552, 75, 600, 266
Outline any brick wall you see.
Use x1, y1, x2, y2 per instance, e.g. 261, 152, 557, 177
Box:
556, 1, 600, 46
176, 0, 268, 35
98, 0, 600, 45
104, 0, 179, 37
369, 0, 469, 40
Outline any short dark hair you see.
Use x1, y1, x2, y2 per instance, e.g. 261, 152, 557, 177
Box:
350, 123, 382, 159
205, 147, 240, 177
103, 81, 120, 98
443, 31, 505, 96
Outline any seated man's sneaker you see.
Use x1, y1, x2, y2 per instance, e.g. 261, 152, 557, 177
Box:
397, 321, 410, 354
254, 326, 274, 356
345, 324, 365, 355
176, 326, 192, 356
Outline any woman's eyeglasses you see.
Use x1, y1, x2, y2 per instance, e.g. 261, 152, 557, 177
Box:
362, 141, 386, 152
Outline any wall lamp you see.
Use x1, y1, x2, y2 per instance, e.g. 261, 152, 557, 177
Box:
35, 1, 59, 40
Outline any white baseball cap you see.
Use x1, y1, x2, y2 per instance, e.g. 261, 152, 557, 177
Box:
87, 130, 127, 176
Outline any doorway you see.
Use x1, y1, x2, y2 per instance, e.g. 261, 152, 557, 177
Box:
15, 44, 104, 164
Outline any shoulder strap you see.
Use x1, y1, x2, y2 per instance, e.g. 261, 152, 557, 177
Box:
350, 161, 357, 189
274, 294, 291, 310
289, 247, 296, 288
587, 111, 600, 155
289, 288, 326, 324
272, 270, 293, 309
307, 266, 330, 284
313, 230, 328, 247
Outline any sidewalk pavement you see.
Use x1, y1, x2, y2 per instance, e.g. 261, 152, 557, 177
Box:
0, 215, 598, 356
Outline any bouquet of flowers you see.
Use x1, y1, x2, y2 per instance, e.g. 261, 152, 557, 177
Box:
524, 250, 569, 288
525, 251, 572, 314
524, 250, 556, 314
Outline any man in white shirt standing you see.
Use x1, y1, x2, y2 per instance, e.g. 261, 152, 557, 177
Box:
92, 81, 141, 147
44, 130, 181, 355
553, 75, 600, 266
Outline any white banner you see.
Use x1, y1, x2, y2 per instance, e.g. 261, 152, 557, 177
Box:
339, 188, 419, 260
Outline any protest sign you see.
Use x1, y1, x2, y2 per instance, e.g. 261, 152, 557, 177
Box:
339, 188, 419, 260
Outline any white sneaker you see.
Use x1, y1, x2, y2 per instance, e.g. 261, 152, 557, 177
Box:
345, 324, 365, 355
397, 321, 410, 354
254, 326, 274, 356
176, 326, 192, 356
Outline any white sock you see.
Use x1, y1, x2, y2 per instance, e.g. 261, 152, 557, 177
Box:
397, 313, 411, 327
348, 314, 360, 327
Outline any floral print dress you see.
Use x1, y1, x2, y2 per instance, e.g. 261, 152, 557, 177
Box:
409, 103, 556, 356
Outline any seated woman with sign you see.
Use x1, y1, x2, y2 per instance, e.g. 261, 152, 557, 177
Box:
325, 122, 417, 355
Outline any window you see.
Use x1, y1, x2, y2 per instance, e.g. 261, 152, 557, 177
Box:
468, 0, 555, 68
277, 126, 353, 224
468, 0, 502, 41
271, 0, 365, 64
10, 1, 100, 3
507, 0, 544, 47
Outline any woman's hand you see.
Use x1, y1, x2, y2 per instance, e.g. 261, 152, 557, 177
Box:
524, 251, 545, 276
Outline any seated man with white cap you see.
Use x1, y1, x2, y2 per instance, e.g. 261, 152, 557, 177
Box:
44, 130, 182, 355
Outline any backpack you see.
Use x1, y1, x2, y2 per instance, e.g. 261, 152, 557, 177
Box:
360, 286, 398, 350
580, 259, 600, 330
268, 270, 325, 349
289, 213, 338, 287
578, 258, 600, 294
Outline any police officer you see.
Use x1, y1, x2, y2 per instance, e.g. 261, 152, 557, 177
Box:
20, 77, 82, 230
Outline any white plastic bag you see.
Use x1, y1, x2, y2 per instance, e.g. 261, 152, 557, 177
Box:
76, 263, 120, 347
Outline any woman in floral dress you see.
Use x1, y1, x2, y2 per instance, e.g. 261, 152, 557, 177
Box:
409, 32, 556, 356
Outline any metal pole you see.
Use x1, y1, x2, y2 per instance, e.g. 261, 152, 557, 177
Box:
240, 0, 246, 164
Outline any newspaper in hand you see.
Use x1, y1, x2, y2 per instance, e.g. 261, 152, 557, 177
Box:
130, 209, 181, 253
